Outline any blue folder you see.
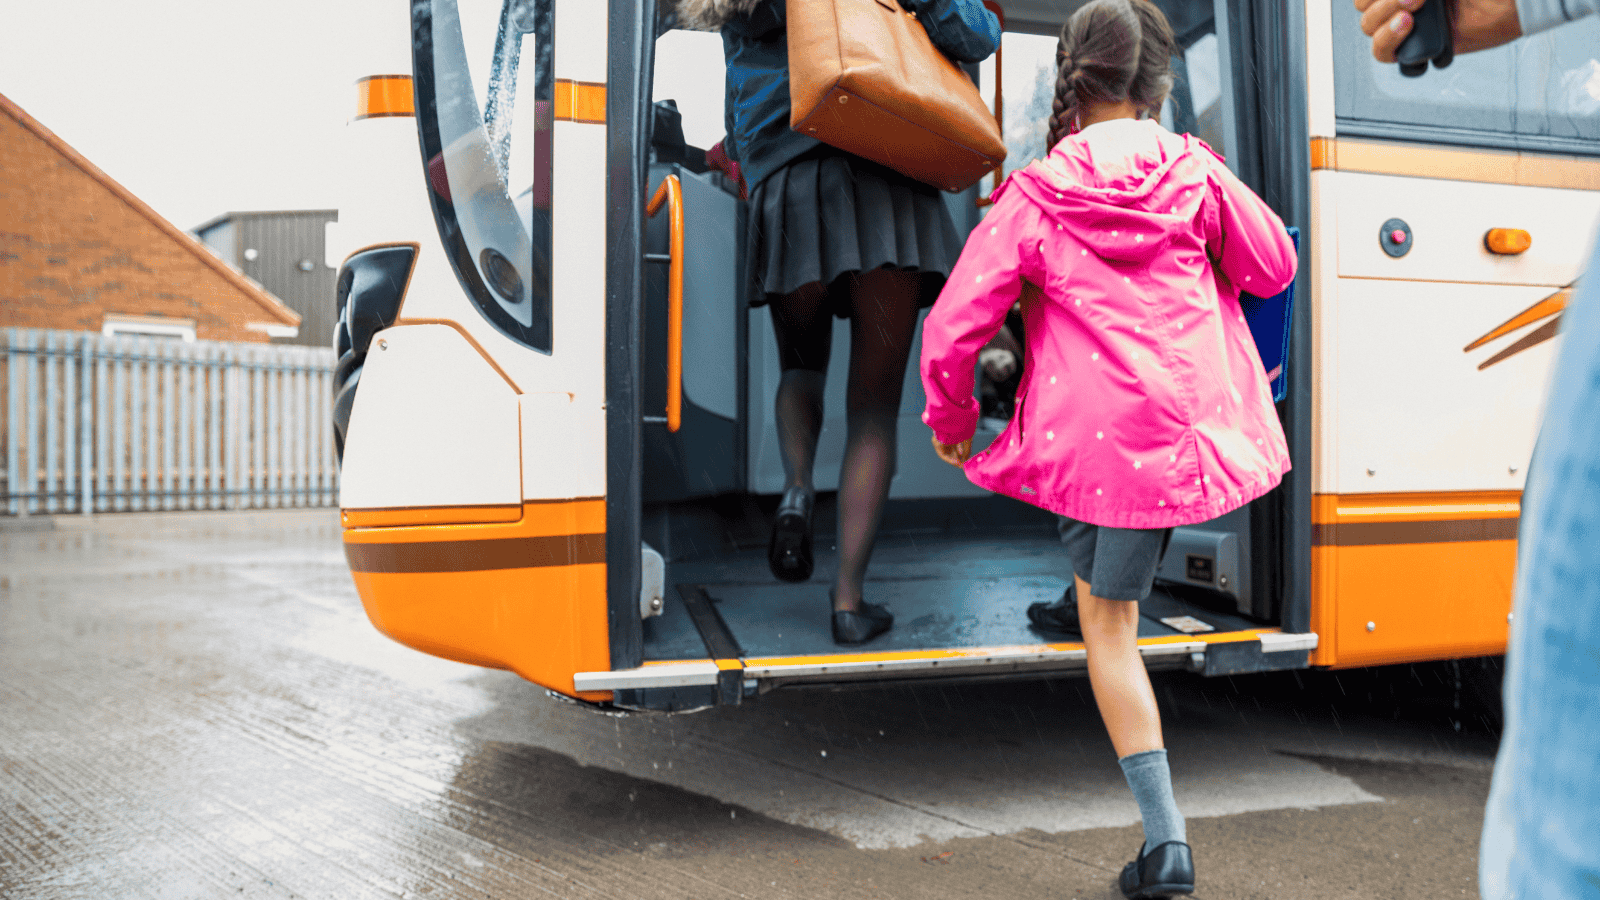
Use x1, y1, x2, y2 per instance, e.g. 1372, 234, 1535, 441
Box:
1237, 226, 1299, 403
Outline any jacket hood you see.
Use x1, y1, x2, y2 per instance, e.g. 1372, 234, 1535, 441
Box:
1007, 120, 1215, 263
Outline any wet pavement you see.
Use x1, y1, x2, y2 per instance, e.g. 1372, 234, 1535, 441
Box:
2, 510, 1499, 899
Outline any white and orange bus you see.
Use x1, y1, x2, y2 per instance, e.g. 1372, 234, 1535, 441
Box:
326, 0, 1599, 712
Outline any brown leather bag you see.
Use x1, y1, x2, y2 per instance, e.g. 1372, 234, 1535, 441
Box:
787, 0, 1006, 192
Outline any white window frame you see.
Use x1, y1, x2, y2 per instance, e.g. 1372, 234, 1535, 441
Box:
101, 315, 197, 342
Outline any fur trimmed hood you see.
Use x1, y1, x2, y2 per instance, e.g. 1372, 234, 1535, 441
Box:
672, 0, 764, 30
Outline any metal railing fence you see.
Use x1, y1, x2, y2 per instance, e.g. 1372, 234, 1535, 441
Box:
2, 328, 338, 515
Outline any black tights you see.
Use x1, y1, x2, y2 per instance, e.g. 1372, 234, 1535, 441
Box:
768, 269, 927, 612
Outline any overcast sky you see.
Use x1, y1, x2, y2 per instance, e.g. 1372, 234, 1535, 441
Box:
1, 4, 1053, 234
2, 0, 365, 231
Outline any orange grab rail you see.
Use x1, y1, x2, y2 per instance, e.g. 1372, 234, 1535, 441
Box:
646, 174, 684, 433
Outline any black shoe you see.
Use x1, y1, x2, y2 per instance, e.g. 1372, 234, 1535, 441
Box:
1027, 583, 1081, 636
768, 486, 814, 582
1118, 841, 1194, 898
831, 593, 893, 645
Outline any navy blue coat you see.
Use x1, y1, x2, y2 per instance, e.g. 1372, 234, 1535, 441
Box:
721, 0, 1001, 190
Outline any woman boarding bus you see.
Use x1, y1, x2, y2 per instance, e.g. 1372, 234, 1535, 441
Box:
685, 0, 1001, 645
328, 0, 1599, 713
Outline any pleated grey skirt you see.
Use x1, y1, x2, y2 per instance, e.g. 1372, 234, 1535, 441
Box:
746, 146, 964, 316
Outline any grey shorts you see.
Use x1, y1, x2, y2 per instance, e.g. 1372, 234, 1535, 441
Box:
1056, 516, 1175, 602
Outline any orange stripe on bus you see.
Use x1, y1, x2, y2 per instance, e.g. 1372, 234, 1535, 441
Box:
355, 75, 414, 120
1477, 317, 1564, 371
343, 504, 523, 528
344, 498, 606, 543
1309, 136, 1332, 171
555, 80, 606, 124
1311, 491, 1521, 525
1463, 289, 1570, 352
1309, 136, 1600, 190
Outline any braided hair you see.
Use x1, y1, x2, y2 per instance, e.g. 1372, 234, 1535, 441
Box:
1046, 0, 1178, 152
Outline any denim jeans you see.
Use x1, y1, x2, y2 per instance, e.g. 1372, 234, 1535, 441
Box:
1479, 233, 1600, 898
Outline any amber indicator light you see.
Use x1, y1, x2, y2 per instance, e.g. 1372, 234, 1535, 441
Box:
1484, 228, 1532, 255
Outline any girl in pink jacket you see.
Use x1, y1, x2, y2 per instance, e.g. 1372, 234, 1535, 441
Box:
920, 1, 1297, 896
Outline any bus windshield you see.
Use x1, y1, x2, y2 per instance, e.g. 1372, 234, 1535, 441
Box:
414, 0, 555, 352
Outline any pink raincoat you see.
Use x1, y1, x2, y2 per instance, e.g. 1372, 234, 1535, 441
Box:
920, 119, 1297, 529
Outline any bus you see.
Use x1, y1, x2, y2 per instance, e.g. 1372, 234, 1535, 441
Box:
326, 0, 1600, 713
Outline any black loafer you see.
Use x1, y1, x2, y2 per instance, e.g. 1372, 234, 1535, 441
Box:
832, 599, 893, 645
768, 486, 814, 583
1026, 583, 1081, 636
1118, 841, 1194, 898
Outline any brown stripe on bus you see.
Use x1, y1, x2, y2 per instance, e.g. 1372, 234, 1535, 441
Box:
345, 533, 606, 573
1311, 517, 1519, 547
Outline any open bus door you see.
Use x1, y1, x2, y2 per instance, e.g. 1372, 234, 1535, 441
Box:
333, 0, 1409, 715
585, 0, 1322, 712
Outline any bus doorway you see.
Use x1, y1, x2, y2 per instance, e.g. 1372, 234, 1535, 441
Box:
604, 0, 1317, 712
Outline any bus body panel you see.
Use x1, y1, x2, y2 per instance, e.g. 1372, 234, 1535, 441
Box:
329, 119, 440, 270
344, 498, 611, 701
1310, 490, 1519, 667
1315, 535, 1517, 668
334, 0, 615, 700
1329, 277, 1551, 493
1302, 0, 1337, 139
1334, 172, 1596, 287
1306, 155, 1600, 667
338, 323, 523, 510
1306, 0, 1599, 667
554, 0, 607, 84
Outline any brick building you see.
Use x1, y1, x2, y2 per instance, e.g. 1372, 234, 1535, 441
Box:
0, 92, 299, 343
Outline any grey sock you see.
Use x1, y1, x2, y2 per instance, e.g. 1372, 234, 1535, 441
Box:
1118, 748, 1186, 851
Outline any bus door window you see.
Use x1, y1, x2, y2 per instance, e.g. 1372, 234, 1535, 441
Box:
1146, 1, 1230, 158
986, 31, 1061, 181
1164, 31, 1229, 158
414, 0, 554, 353
651, 29, 727, 164
990, 5, 1230, 177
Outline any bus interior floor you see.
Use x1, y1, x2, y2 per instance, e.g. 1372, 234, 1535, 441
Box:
643, 532, 1264, 661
